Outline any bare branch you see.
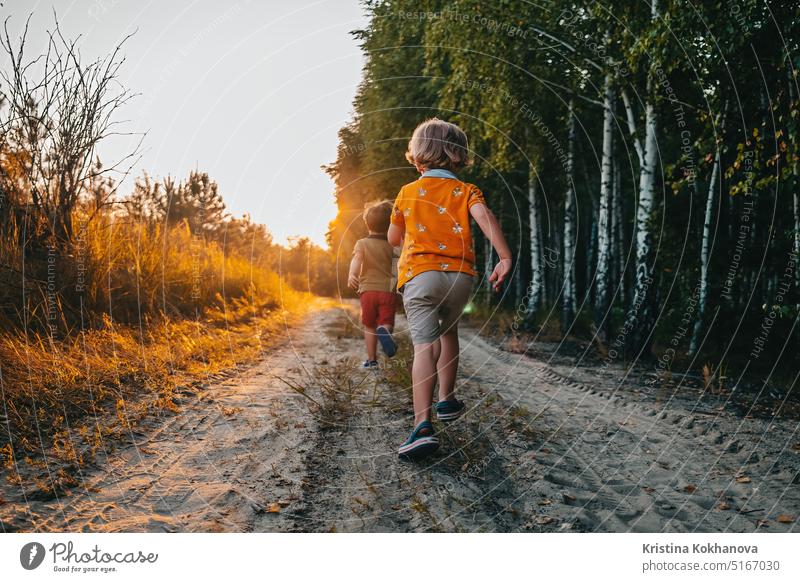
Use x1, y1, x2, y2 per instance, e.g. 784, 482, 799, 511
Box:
0, 12, 142, 242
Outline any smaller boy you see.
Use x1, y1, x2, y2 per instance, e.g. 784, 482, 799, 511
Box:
348, 200, 398, 368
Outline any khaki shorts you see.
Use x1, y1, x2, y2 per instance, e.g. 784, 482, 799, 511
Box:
401, 271, 473, 344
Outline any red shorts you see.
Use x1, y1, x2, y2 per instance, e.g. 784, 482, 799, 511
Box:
360, 291, 397, 328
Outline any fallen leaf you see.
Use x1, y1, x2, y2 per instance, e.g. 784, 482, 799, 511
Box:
776, 514, 795, 524
460, 463, 469, 472
278, 500, 291, 507
538, 499, 552, 506
267, 502, 280, 513
643, 486, 655, 494
535, 515, 555, 525
736, 476, 751, 484
684, 484, 697, 493
717, 502, 731, 510
756, 519, 769, 528
562, 492, 576, 503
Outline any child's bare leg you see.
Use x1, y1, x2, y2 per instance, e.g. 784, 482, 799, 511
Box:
412, 339, 441, 425
437, 329, 459, 402
364, 327, 377, 361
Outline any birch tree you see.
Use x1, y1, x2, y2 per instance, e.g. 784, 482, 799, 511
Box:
622, 0, 661, 354
527, 166, 544, 314
689, 101, 728, 356
612, 146, 625, 299
595, 74, 615, 336
562, 100, 578, 329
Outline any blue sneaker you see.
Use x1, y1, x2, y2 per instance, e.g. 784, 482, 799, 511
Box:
363, 360, 379, 369
398, 421, 439, 460
435, 399, 465, 422
376, 326, 397, 357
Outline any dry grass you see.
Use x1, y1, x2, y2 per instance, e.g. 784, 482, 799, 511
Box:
0, 210, 315, 497
0, 294, 311, 497
281, 329, 414, 429
70, 214, 291, 323
281, 358, 371, 429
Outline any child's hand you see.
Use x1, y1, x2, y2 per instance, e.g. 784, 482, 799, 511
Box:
348, 273, 360, 290
489, 258, 512, 291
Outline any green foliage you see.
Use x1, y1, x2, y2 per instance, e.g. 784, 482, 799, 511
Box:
327, 0, 800, 372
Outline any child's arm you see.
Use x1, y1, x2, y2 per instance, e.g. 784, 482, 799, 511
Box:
387, 223, 404, 247
469, 203, 512, 291
348, 244, 364, 290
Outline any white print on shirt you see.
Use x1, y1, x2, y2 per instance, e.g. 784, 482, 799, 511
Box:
437, 206, 446, 214
452, 186, 462, 197
452, 222, 463, 234
418, 187, 427, 197
416, 223, 426, 232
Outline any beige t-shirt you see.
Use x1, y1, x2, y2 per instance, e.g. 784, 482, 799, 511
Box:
354, 235, 395, 293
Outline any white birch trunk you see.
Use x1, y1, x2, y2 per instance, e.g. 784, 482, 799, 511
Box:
595, 74, 615, 333
562, 101, 578, 327
587, 194, 598, 296
794, 162, 800, 306
789, 62, 800, 306
625, 0, 660, 351
612, 149, 625, 299
689, 101, 727, 356
527, 168, 543, 314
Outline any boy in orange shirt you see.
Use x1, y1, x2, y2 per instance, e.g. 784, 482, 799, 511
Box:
348, 201, 398, 368
388, 118, 512, 460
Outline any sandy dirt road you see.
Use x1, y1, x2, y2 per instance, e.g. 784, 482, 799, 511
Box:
3, 303, 798, 532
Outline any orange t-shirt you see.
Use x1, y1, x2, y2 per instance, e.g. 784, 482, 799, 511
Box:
390, 173, 486, 289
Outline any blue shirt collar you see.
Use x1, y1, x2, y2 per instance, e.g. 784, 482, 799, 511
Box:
421, 168, 458, 179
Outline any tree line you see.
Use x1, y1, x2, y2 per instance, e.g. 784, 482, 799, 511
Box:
0, 16, 335, 336
326, 0, 800, 379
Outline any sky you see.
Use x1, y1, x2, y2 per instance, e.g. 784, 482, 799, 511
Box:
1, 0, 367, 245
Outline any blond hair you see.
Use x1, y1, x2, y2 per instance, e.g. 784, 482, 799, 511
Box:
405, 118, 471, 172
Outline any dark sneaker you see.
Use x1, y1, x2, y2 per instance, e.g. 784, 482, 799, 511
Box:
435, 399, 465, 422
398, 420, 439, 460
376, 326, 397, 357
363, 360, 379, 369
